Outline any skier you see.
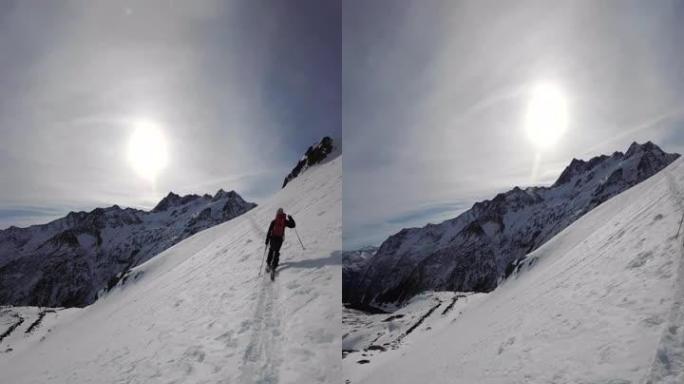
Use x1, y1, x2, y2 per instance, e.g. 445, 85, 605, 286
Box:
265, 208, 296, 280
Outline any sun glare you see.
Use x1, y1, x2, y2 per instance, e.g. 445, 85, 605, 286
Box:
525, 83, 568, 150
127, 119, 169, 182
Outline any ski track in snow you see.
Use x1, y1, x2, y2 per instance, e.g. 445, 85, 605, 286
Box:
396, 298, 443, 343
240, 276, 283, 384
0, 312, 24, 344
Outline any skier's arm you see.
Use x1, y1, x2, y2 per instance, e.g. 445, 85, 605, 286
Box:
266, 221, 274, 244
286, 215, 296, 228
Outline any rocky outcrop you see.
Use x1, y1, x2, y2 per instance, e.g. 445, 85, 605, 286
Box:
282, 136, 336, 188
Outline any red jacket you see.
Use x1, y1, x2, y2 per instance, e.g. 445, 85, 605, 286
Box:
266, 214, 296, 241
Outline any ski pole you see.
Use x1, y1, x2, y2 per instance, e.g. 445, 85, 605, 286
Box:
294, 228, 306, 250
258, 244, 267, 277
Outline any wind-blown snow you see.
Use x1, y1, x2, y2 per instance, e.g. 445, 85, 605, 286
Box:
0, 156, 341, 384
346, 157, 684, 384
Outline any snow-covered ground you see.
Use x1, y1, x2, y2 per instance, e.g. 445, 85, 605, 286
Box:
0, 155, 341, 384
343, 292, 485, 361
345, 157, 684, 384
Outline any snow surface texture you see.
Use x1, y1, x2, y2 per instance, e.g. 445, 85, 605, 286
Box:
0, 155, 342, 384
346, 156, 684, 383
345, 142, 680, 308
0, 189, 256, 307
343, 292, 485, 359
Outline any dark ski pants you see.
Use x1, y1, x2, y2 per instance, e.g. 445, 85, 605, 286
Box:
267, 236, 284, 270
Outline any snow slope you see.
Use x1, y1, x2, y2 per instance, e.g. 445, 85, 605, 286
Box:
0, 155, 341, 384
343, 291, 486, 359
346, 156, 684, 384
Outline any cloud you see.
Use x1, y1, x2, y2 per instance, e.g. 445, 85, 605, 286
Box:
0, 0, 340, 226
343, 0, 684, 248
0, 206, 70, 230
343, 199, 473, 250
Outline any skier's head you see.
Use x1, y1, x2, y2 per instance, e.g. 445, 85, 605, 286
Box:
276, 208, 284, 216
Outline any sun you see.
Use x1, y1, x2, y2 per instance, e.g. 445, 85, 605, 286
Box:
525, 82, 568, 150
127, 119, 169, 182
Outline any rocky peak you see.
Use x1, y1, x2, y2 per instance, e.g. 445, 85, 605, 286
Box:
65, 211, 88, 224
282, 136, 336, 188
151, 192, 203, 213
553, 142, 674, 187
213, 189, 238, 201
625, 140, 661, 158
152, 192, 182, 212
553, 158, 591, 187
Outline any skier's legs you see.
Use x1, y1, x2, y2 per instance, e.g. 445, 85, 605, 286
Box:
266, 246, 275, 268
273, 250, 280, 270
271, 237, 283, 270
267, 237, 282, 269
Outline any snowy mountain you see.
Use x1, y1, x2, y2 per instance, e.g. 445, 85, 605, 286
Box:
345, 142, 680, 309
0, 153, 342, 383
0, 189, 256, 307
282, 136, 337, 188
345, 154, 684, 384
342, 246, 377, 306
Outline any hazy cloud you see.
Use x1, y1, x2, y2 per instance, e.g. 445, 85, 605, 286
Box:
343, 0, 684, 249
0, 0, 340, 227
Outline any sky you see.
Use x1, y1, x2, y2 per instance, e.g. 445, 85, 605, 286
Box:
343, 0, 684, 249
0, 0, 340, 229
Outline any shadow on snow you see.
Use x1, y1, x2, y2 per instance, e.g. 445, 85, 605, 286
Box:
278, 251, 341, 272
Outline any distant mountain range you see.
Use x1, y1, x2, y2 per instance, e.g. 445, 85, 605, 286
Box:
343, 141, 680, 309
0, 189, 256, 307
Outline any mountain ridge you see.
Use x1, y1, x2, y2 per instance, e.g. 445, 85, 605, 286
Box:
344, 141, 680, 309
344, 156, 684, 384
0, 189, 257, 307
